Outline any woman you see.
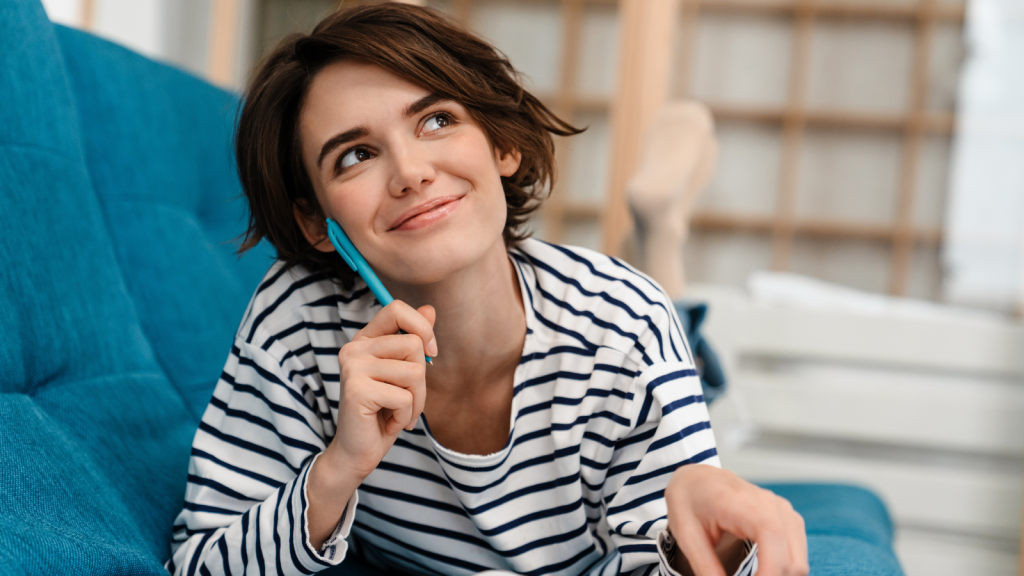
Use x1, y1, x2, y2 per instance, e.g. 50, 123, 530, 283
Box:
169, 4, 807, 576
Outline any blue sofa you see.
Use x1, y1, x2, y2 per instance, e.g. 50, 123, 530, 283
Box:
0, 0, 904, 574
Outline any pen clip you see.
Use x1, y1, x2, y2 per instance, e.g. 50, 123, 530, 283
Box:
326, 218, 358, 271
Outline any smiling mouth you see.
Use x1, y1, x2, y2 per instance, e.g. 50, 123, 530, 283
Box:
390, 196, 463, 231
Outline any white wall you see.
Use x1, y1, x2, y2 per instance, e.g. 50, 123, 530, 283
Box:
944, 0, 1024, 313
41, 0, 256, 89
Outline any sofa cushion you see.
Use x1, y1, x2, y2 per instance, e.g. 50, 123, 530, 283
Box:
763, 483, 905, 576
0, 0, 195, 573
55, 26, 277, 419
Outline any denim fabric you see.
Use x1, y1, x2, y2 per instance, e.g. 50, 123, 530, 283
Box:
674, 301, 727, 404
0, 0, 194, 573
56, 26, 277, 419
762, 484, 904, 576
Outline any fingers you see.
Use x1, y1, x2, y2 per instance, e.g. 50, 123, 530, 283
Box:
357, 377, 415, 435
669, 515, 727, 576
667, 466, 809, 576
340, 335, 428, 431
735, 491, 807, 576
782, 500, 809, 576
345, 355, 426, 431
355, 301, 438, 358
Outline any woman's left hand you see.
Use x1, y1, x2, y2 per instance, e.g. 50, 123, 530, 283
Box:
665, 464, 809, 576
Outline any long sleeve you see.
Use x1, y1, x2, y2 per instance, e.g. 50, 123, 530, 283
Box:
167, 340, 356, 576
601, 361, 720, 576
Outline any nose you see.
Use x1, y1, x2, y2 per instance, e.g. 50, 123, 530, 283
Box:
387, 139, 435, 198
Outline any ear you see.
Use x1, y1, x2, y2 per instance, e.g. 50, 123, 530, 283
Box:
292, 201, 334, 253
497, 148, 522, 178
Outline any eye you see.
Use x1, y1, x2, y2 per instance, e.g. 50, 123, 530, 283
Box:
338, 146, 373, 172
422, 112, 454, 134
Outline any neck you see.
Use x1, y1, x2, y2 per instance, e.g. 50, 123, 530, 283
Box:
385, 239, 526, 395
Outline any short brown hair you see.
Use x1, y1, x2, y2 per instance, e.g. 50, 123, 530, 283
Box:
235, 2, 583, 288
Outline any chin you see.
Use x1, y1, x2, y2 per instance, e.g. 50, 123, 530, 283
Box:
386, 226, 504, 286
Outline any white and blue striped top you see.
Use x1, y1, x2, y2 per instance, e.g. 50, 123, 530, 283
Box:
168, 238, 721, 576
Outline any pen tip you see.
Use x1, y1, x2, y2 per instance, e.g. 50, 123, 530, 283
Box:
428, 359, 434, 365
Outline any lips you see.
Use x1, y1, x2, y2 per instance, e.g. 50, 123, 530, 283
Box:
389, 195, 462, 231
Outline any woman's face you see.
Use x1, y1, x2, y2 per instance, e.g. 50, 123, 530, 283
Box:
297, 60, 520, 286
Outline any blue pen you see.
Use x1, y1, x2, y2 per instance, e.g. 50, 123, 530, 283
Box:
326, 218, 433, 364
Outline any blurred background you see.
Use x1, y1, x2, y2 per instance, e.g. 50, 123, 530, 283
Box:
41, 0, 1024, 574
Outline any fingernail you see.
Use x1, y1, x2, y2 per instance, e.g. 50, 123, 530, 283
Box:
427, 337, 438, 357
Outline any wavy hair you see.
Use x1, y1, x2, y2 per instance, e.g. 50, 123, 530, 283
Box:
235, 2, 584, 288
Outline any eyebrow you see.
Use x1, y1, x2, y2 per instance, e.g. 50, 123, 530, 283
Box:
316, 93, 451, 169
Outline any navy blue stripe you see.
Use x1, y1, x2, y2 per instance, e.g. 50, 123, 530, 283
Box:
223, 380, 319, 439
520, 345, 596, 365
210, 397, 322, 455
637, 514, 666, 536
254, 499, 266, 576
272, 480, 286, 576
172, 524, 218, 540
523, 252, 668, 364
217, 536, 232, 576
607, 256, 691, 364
392, 437, 438, 460
357, 484, 468, 517
616, 543, 658, 555
530, 281, 655, 366
187, 474, 259, 503
477, 498, 584, 536
531, 307, 600, 352
233, 354, 320, 433
256, 265, 290, 296
248, 272, 329, 342
541, 240, 687, 362
516, 387, 631, 423
191, 448, 283, 489
283, 468, 317, 575
354, 520, 493, 573
521, 542, 597, 576
551, 410, 631, 431
511, 256, 535, 309
358, 504, 490, 549
375, 461, 451, 488
240, 509, 250, 571
304, 287, 371, 308
183, 501, 242, 516
198, 422, 301, 474
607, 459, 641, 479
261, 319, 363, 351
280, 343, 313, 363
596, 364, 640, 379
514, 370, 588, 395
606, 488, 664, 516
662, 394, 703, 417
430, 427, 551, 472
615, 427, 658, 451
440, 445, 580, 495
646, 421, 712, 454
637, 369, 699, 425
186, 529, 214, 576
583, 430, 618, 448
460, 472, 580, 515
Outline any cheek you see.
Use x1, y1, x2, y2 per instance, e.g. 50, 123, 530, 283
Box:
324, 183, 379, 237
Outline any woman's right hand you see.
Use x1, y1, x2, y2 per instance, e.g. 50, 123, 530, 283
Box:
307, 301, 437, 548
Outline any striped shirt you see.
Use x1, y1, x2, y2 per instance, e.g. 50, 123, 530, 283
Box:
168, 238, 721, 576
